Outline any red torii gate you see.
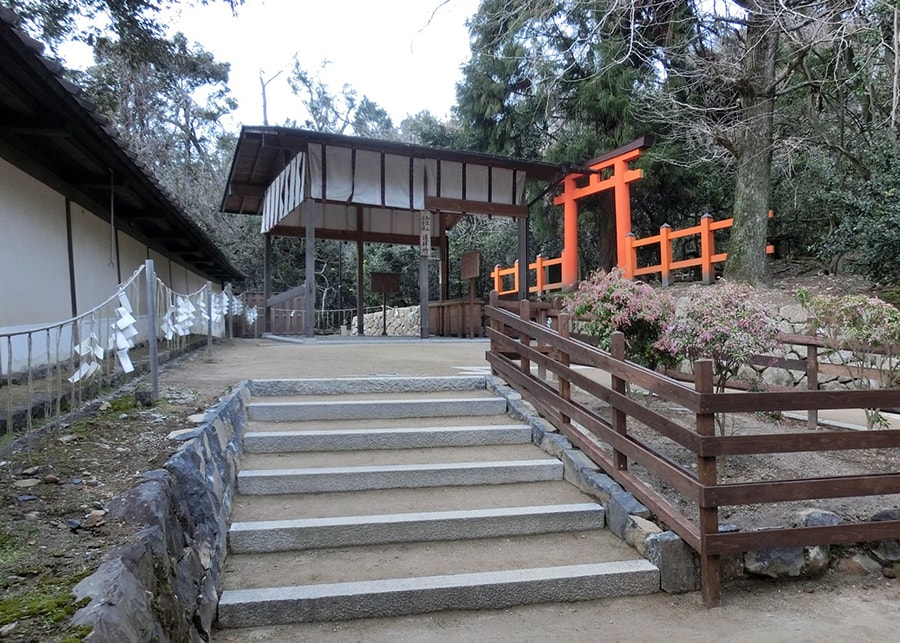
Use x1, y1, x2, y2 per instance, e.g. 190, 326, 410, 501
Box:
553, 138, 647, 288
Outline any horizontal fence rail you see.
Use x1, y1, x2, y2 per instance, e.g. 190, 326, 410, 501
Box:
490, 254, 565, 297
485, 291, 900, 607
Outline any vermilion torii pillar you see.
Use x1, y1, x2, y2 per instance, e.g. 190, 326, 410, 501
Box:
553, 138, 647, 289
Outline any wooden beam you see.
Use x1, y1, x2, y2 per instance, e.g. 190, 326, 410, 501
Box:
425, 196, 527, 218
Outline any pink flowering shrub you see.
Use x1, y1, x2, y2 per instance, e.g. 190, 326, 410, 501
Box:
566, 268, 676, 368
800, 290, 900, 429
655, 281, 780, 394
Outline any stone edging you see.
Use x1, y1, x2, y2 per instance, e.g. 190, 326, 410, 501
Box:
485, 375, 899, 588
70, 382, 250, 641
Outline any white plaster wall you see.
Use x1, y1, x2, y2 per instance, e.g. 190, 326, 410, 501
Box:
0, 158, 71, 328
149, 250, 173, 288
70, 203, 120, 313
118, 232, 149, 316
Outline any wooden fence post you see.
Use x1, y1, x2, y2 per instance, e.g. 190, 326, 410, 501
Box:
695, 358, 721, 607
488, 291, 500, 376
610, 331, 628, 472
807, 343, 819, 429
519, 299, 531, 377
558, 313, 571, 428
492, 265, 502, 294
536, 307, 547, 381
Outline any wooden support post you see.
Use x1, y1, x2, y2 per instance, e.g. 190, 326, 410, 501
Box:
263, 233, 272, 334
356, 208, 365, 336
513, 261, 520, 296
695, 358, 721, 607
700, 214, 715, 285
536, 308, 547, 381
610, 331, 628, 472
519, 299, 531, 377
304, 202, 315, 338
558, 313, 571, 428
492, 265, 502, 294
468, 277, 476, 338
488, 290, 500, 376
439, 213, 449, 301
517, 216, 528, 301
660, 224, 672, 287
807, 344, 819, 429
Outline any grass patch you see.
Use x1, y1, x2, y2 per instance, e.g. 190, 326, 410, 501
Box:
0, 523, 38, 569
0, 572, 90, 630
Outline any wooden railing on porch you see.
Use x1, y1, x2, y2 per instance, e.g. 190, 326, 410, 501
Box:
485, 292, 900, 607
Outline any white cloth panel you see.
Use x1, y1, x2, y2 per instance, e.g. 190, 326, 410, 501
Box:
308, 144, 425, 210
261, 153, 305, 233
424, 160, 524, 205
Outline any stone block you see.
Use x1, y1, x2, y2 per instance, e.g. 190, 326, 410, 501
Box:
744, 546, 806, 578
646, 531, 700, 593
539, 432, 573, 458
868, 509, 900, 565
607, 490, 650, 540
508, 397, 537, 422
576, 472, 624, 507
624, 515, 663, 557
562, 449, 600, 486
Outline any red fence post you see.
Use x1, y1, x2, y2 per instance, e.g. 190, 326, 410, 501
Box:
660, 224, 672, 287
694, 358, 721, 607
534, 254, 545, 295
624, 233, 636, 279
700, 215, 715, 285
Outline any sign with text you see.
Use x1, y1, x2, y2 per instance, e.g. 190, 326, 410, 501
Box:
419, 211, 432, 257
370, 272, 400, 294
460, 251, 480, 280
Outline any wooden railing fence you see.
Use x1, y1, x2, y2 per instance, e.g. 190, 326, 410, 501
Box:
625, 212, 775, 285
490, 255, 565, 297
486, 292, 900, 607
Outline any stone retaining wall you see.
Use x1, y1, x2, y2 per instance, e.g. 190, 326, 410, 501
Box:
350, 306, 420, 336
70, 383, 250, 642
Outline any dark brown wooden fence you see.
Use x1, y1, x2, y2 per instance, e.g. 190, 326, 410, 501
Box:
486, 292, 900, 607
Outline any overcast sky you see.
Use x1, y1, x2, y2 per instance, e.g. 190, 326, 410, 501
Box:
165, 0, 482, 129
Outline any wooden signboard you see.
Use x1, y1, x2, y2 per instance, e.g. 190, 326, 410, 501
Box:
370, 272, 400, 336
370, 272, 400, 294
460, 251, 480, 280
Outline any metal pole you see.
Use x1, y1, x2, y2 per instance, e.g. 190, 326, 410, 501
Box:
144, 259, 159, 402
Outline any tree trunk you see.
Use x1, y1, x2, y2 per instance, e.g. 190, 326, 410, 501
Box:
724, 1, 778, 287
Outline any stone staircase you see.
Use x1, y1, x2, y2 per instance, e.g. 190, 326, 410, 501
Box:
216, 376, 658, 629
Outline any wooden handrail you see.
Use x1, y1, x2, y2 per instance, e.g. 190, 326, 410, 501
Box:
485, 293, 900, 608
